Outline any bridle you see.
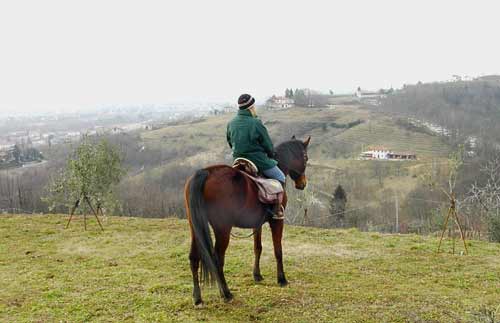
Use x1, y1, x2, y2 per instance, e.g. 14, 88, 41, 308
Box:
288, 150, 308, 181
273, 142, 309, 181
289, 169, 302, 181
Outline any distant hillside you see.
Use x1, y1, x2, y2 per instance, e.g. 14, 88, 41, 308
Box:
1, 215, 499, 322
476, 74, 500, 82
380, 78, 500, 150
126, 105, 455, 233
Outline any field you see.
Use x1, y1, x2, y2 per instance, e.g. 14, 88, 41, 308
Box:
1, 215, 499, 322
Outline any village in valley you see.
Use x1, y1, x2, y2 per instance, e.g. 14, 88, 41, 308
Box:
0, 103, 225, 169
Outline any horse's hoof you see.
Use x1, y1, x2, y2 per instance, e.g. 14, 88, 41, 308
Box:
278, 278, 288, 287
253, 274, 264, 282
194, 300, 204, 308
223, 293, 234, 303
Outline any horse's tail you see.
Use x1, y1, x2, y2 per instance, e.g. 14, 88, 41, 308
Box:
188, 169, 221, 287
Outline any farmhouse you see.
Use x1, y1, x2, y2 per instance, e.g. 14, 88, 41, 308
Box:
267, 96, 294, 110
387, 152, 417, 160
360, 146, 417, 160
355, 87, 387, 106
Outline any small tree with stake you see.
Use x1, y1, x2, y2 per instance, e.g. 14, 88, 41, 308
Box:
421, 145, 468, 254
330, 185, 347, 228
45, 137, 125, 231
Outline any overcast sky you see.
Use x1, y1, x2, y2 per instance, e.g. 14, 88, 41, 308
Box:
1, 0, 499, 114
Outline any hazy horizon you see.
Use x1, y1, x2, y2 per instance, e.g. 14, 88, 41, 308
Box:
1, 0, 499, 114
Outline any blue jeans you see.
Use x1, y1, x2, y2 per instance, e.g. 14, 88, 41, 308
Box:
263, 166, 286, 184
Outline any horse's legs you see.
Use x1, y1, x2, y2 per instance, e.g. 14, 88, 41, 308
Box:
270, 220, 288, 286
252, 228, 264, 282
214, 228, 233, 302
189, 236, 203, 306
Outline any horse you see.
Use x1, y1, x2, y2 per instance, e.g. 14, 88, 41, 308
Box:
184, 136, 311, 305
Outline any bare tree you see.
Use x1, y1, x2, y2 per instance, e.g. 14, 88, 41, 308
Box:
465, 153, 500, 241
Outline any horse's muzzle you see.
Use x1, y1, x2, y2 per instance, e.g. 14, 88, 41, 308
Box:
295, 183, 306, 190
294, 175, 307, 190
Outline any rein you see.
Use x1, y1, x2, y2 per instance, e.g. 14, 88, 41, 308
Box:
231, 216, 266, 239
230, 210, 268, 239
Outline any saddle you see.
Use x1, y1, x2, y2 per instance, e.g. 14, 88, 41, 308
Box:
232, 158, 284, 205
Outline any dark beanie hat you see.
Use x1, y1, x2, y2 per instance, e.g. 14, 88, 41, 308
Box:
238, 94, 255, 110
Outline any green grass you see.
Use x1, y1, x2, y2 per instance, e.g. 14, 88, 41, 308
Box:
1, 215, 499, 322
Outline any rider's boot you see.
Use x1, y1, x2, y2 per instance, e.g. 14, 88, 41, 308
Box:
271, 202, 284, 220
272, 181, 285, 220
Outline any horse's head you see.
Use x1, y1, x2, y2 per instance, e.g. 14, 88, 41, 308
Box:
275, 136, 311, 190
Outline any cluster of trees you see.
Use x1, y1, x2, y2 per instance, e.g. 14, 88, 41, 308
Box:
464, 154, 500, 242
0, 167, 51, 213
293, 89, 330, 107
380, 79, 500, 150
0, 145, 43, 169
280, 88, 331, 107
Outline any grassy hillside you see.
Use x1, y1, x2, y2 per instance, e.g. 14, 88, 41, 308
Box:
140, 106, 450, 164
1, 215, 499, 322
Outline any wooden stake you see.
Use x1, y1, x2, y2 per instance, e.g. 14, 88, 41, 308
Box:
65, 198, 81, 229
452, 228, 456, 254
437, 193, 468, 255
438, 207, 452, 253
452, 208, 468, 255
84, 196, 104, 232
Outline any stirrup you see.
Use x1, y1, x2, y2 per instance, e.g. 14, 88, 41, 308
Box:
272, 206, 285, 220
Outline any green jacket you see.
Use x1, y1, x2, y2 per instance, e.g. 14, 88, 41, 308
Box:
226, 109, 278, 171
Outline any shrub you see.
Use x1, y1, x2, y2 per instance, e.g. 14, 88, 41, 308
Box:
487, 215, 500, 243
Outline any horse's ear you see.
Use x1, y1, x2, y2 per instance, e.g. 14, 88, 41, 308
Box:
303, 136, 311, 147
291, 135, 296, 140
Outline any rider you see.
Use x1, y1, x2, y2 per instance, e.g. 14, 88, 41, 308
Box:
226, 93, 285, 219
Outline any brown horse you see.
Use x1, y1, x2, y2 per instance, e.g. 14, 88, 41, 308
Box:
184, 136, 310, 305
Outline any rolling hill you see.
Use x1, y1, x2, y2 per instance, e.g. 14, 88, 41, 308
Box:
131, 105, 453, 230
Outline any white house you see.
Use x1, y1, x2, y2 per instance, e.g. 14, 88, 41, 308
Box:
267, 96, 294, 110
360, 147, 391, 160
360, 146, 417, 160
355, 87, 387, 106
